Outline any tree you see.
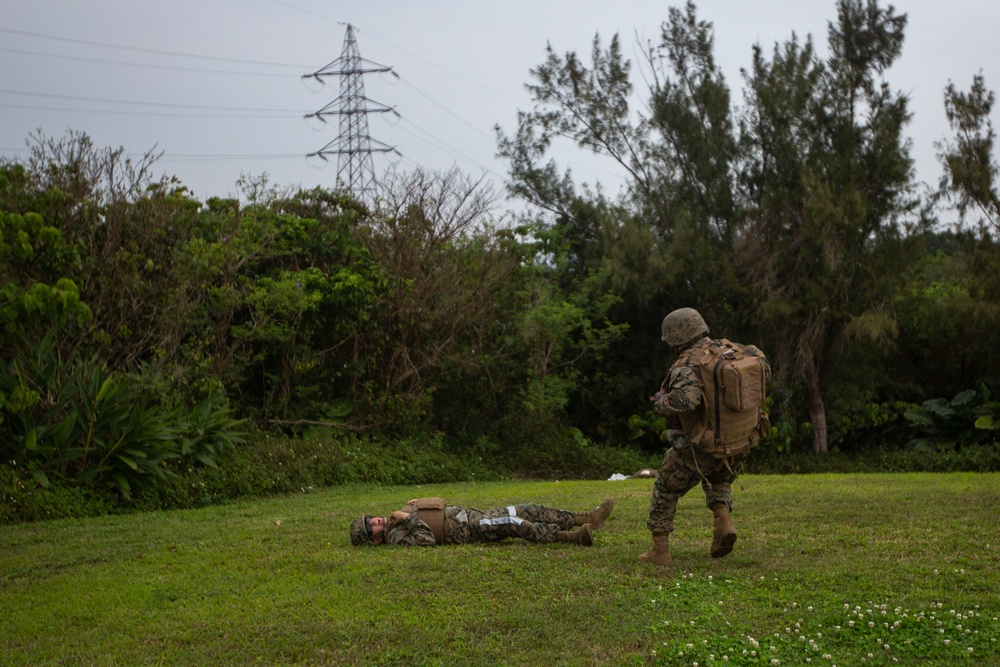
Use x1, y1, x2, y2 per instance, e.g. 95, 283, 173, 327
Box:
938, 73, 1000, 235
354, 166, 520, 427
497, 3, 753, 445
736, 0, 915, 453
934, 73, 1000, 362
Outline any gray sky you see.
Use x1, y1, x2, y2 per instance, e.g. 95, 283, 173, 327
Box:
1, 0, 996, 218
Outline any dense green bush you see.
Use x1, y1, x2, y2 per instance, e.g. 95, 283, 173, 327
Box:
746, 441, 1000, 474
0, 333, 243, 499
0, 465, 117, 524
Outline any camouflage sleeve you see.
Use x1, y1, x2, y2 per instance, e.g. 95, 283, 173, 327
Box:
385, 513, 436, 546
653, 364, 703, 415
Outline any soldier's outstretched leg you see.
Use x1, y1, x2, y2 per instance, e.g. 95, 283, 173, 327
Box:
574, 497, 614, 530
555, 523, 593, 546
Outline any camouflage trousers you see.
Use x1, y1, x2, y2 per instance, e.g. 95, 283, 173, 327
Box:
646, 430, 746, 534
462, 503, 576, 544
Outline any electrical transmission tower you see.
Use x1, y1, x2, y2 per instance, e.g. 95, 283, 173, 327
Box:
304, 23, 398, 200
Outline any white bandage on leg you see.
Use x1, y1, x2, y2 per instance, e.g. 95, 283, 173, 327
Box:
479, 506, 524, 527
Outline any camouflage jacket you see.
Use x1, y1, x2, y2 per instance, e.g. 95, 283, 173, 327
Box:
385, 504, 478, 546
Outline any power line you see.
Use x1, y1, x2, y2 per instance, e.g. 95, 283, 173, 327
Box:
0, 88, 306, 114
1, 11, 515, 190
0, 27, 312, 69
0, 46, 301, 77
0, 102, 295, 118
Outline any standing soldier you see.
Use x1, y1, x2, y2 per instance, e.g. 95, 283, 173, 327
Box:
640, 307, 770, 565
351, 496, 614, 547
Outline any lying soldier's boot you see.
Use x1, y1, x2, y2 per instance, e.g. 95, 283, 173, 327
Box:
638, 532, 672, 565
711, 504, 737, 558
574, 497, 614, 530
555, 523, 593, 546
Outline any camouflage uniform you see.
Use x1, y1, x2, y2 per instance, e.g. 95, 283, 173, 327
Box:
386, 503, 576, 547
648, 336, 770, 534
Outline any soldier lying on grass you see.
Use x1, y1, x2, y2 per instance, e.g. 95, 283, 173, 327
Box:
350, 496, 613, 547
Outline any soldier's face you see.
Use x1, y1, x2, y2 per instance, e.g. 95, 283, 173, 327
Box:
368, 516, 387, 545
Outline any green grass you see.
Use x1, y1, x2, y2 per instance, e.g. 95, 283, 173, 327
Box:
2, 473, 999, 666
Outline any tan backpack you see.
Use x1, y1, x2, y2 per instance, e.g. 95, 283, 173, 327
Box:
675, 339, 768, 458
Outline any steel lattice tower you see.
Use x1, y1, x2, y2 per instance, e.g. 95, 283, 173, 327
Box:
304, 24, 397, 200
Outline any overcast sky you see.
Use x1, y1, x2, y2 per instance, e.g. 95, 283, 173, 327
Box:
2, 0, 996, 217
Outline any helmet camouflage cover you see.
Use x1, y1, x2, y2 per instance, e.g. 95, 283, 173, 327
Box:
349, 515, 373, 546
661, 307, 709, 347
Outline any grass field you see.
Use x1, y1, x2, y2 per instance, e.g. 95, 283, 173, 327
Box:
2, 473, 999, 666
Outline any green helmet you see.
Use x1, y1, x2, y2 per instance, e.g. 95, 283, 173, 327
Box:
661, 308, 709, 348
349, 515, 373, 546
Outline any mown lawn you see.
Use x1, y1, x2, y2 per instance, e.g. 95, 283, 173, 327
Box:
2, 473, 998, 666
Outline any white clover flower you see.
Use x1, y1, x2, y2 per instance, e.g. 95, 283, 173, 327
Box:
944, 640, 951, 645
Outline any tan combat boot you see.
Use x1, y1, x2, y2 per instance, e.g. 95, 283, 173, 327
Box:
555, 523, 594, 546
638, 532, 672, 565
711, 504, 737, 558
574, 497, 614, 531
